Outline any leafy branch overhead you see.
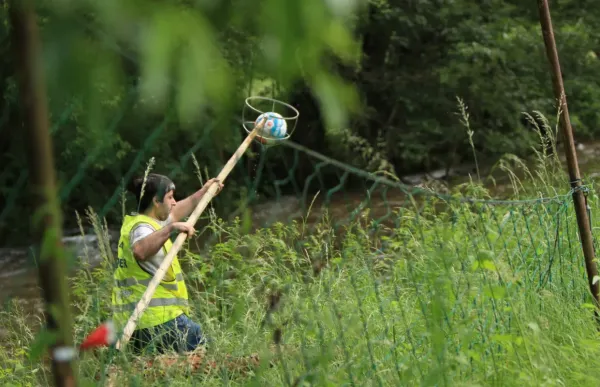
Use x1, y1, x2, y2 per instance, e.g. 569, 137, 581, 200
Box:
40, 0, 363, 129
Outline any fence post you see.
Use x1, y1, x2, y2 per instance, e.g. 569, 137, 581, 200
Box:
536, 0, 600, 313
8, 0, 78, 384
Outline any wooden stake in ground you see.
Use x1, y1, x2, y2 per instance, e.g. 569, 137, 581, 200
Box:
537, 0, 600, 310
9, 0, 77, 385
115, 118, 266, 349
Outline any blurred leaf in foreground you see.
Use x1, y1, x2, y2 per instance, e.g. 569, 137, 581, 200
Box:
37, 0, 366, 130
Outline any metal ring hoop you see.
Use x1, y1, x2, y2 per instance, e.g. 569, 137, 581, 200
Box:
242, 96, 300, 146
244, 96, 299, 120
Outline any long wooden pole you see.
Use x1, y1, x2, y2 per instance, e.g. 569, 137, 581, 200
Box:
8, 0, 78, 385
115, 119, 265, 349
537, 0, 600, 310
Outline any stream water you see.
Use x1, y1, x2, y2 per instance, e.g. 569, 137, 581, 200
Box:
2, 141, 600, 339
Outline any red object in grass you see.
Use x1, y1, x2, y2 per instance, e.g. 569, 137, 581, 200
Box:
80, 321, 116, 350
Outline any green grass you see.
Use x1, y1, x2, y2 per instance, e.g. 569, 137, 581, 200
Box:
2, 115, 600, 386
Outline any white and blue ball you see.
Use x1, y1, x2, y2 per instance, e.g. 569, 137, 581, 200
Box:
255, 112, 287, 139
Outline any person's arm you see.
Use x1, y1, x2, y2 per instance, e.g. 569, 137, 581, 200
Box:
170, 178, 224, 222
131, 224, 174, 261
131, 222, 195, 261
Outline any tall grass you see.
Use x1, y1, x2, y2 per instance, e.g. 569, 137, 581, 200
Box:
2, 114, 600, 386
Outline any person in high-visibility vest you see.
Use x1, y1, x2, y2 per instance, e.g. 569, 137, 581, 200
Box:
112, 172, 223, 354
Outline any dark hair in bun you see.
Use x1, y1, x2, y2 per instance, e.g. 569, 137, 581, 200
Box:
127, 173, 176, 213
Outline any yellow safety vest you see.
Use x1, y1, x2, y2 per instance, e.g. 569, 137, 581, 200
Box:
111, 213, 190, 331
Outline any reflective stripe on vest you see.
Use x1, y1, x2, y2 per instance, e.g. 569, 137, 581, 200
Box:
112, 297, 189, 313
114, 273, 185, 291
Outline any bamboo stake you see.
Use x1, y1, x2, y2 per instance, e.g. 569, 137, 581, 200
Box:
115, 118, 266, 349
8, 0, 77, 384
536, 0, 600, 315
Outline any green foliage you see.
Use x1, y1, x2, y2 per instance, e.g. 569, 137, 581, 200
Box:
349, 0, 600, 171
0, 0, 369, 245
38, 0, 362, 128
2, 128, 600, 385
5, 1, 600, 384
3, 0, 600, 245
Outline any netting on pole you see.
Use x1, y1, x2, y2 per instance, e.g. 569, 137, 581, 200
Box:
177, 142, 592, 385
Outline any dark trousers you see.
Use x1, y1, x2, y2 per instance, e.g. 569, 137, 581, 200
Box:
131, 313, 208, 355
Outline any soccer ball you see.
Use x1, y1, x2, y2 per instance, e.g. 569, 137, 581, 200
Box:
255, 112, 287, 139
